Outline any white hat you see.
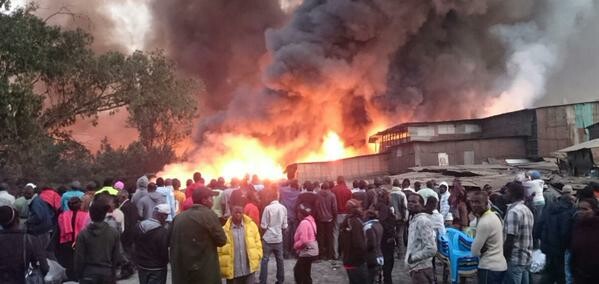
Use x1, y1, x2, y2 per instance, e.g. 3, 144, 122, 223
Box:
25, 183, 36, 189
154, 204, 170, 215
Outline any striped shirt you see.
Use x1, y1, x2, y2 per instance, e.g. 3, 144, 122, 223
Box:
504, 201, 533, 266
232, 223, 250, 277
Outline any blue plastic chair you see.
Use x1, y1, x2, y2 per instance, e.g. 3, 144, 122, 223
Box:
435, 233, 451, 283
445, 228, 479, 284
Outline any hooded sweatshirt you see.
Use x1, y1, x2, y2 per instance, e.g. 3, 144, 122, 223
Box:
74, 221, 121, 278
137, 192, 166, 220
133, 219, 169, 270
131, 176, 150, 206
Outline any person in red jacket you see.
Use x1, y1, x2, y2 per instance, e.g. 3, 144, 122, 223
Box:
332, 176, 352, 260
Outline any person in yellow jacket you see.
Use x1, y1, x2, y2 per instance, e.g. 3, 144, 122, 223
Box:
218, 205, 263, 283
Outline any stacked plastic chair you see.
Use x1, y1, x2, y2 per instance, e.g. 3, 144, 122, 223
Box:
435, 233, 451, 283
445, 228, 479, 284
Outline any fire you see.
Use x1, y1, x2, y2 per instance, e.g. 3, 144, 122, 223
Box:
300, 131, 358, 163
157, 130, 368, 182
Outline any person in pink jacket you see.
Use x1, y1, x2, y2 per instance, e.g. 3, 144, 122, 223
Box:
57, 197, 90, 280
294, 203, 318, 284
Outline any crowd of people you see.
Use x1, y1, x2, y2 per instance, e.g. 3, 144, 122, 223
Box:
0, 171, 599, 284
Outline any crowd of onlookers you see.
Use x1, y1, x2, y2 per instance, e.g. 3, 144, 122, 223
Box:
0, 171, 599, 284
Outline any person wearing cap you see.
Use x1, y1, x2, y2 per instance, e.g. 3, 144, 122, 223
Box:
535, 184, 576, 284
218, 205, 263, 284
170, 186, 226, 284
133, 204, 170, 284
14, 184, 37, 224
61, 181, 85, 212
0, 205, 49, 282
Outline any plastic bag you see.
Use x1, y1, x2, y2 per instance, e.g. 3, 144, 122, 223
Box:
44, 259, 67, 283
530, 249, 546, 273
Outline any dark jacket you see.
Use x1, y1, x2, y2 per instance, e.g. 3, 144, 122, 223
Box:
0, 230, 49, 284
339, 214, 367, 267
26, 196, 55, 235
74, 221, 122, 279
133, 219, 169, 270
315, 190, 337, 222
536, 197, 575, 256
169, 204, 227, 284
119, 199, 140, 248
364, 219, 383, 268
352, 191, 368, 209
571, 216, 599, 283
296, 191, 318, 216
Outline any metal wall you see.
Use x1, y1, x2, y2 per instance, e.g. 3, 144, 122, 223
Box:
291, 153, 390, 183
536, 102, 599, 156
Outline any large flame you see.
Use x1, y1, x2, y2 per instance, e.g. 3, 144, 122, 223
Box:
157, 129, 382, 182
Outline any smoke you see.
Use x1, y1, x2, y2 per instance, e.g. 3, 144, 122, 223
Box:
184, 0, 594, 166
148, 0, 286, 111
489, 0, 594, 114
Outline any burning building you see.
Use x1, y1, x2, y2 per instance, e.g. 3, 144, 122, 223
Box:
289, 100, 599, 182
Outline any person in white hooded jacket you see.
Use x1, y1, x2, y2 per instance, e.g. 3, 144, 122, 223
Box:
439, 182, 451, 220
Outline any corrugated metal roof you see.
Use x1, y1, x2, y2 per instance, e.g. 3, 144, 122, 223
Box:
557, 138, 599, 152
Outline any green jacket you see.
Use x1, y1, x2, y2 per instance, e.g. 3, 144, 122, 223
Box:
170, 204, 227, 284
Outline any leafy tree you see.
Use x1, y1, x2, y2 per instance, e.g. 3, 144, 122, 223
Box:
0, 7, 199, 183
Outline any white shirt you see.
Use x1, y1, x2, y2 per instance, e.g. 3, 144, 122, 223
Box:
261, 200, 288, 244
430, 210, 446, 237
0, 191, 15, 207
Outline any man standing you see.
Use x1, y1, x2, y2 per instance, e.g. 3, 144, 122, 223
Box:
315, 181, 337, 260
133, 204, 170, 284
170, 187, 226, 284
401, 178, 415, 193
117, 190, 139, 260
332, 176, 352, 260
74, 198, 122, 283
137, 183, 166, 220
389, 178, 408, 256
259, 189, 288, 284
503, 182, 534, 284
131, 176, 149, 206
438, 182, 451, 219
280, 180, 301, 258
536, 185, 576, 284
469, 191, 507, 284
219, 205, 263, 284
406, 194, 437, 284
14, 184, 36, 224
156, 178, 177, 222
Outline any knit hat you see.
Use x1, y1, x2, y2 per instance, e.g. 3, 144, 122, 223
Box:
114, 181, 125, 190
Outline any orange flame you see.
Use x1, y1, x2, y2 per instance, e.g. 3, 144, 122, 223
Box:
157, 130, 375, 182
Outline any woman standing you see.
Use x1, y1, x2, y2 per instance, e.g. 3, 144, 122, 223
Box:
57, 197, 89, 280
0, 205, 49, 283
294, 203, 318, 284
